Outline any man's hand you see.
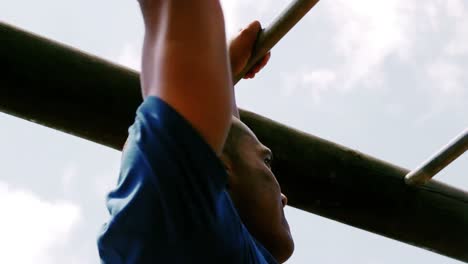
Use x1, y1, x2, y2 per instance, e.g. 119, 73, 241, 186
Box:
229, 21, 271, 80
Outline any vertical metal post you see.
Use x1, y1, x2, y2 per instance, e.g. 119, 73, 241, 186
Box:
405, 128, 468, 186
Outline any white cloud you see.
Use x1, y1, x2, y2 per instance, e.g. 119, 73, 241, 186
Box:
426, 60, 465, 96
0, 182, 81, 264
280, 0, 414, 101
444, 0, 465, 18
415, 58, 466, 126
61, 163, 77, 194
93, 159, 121, 197
302, 70, 336, 87
282, 0, 467, 109
303, 70, 337, 104
446, 24, 468, 56
445, 13, 468, 55
221, 0, 274, 36
281, 68, 336, 104
417, 0, 468, 113
117, 43, 141, 71
220, 0, 243, 36
424, 0, 468, 56
327, 0, 412, 90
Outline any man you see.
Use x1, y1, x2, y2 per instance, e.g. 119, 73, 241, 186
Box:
98, 1, 294, 263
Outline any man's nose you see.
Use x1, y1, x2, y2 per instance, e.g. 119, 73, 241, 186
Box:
281, 193, 288, 208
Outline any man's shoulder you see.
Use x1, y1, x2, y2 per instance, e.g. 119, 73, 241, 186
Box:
130, 96, 227, 187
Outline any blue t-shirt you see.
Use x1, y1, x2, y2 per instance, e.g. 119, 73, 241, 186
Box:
98, 97, 277, 264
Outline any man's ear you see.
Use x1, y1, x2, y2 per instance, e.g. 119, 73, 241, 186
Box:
220, 154, 239, 189
220, 154, 233, 176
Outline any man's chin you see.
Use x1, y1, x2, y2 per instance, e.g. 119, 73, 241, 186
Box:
275, 234, 294, 263
276, 218, 294, 262
284, 224, 295, 256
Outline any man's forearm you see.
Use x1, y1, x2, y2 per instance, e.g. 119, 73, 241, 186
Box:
138, 0, 233, 154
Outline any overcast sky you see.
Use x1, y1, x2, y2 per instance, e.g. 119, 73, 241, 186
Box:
1, 0, 467, 263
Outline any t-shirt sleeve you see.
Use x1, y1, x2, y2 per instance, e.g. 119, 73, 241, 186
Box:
98, 97, 272, 263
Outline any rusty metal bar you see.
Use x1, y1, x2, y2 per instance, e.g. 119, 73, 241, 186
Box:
1, 22, 468, 263
405, 128, 468, 186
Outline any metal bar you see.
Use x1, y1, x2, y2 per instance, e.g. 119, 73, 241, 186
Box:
405, 128, 468, 186
1, 22, 468, 262
234, 0, 320, 83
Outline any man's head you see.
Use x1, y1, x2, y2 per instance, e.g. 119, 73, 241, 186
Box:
221, 117, 294, 263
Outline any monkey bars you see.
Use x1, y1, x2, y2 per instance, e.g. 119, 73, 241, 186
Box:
405, 128, 468, 186
1, 1, 468, 262
234, 0, 320, 83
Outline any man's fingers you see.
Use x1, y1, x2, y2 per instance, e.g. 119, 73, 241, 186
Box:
229, 20, 263, 77
243, 51, 271, 78
243, 73, 254, 79
244, 20, 261, 36
258, 52, 271, 70
236, 20, 261, 53
241, 20, 262, 59
231, 20, 271, 79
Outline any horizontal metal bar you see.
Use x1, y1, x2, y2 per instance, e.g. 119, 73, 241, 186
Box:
234, 0, 320, 84
405, 128, 468, 186
1, 22, 468, 263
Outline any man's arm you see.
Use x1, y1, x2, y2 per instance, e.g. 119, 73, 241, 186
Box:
138, 0, 232, 154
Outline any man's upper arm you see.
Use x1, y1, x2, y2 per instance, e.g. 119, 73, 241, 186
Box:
139, 1, 233, 154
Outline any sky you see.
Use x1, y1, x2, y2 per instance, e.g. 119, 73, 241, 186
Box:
1, 0, 467, 263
